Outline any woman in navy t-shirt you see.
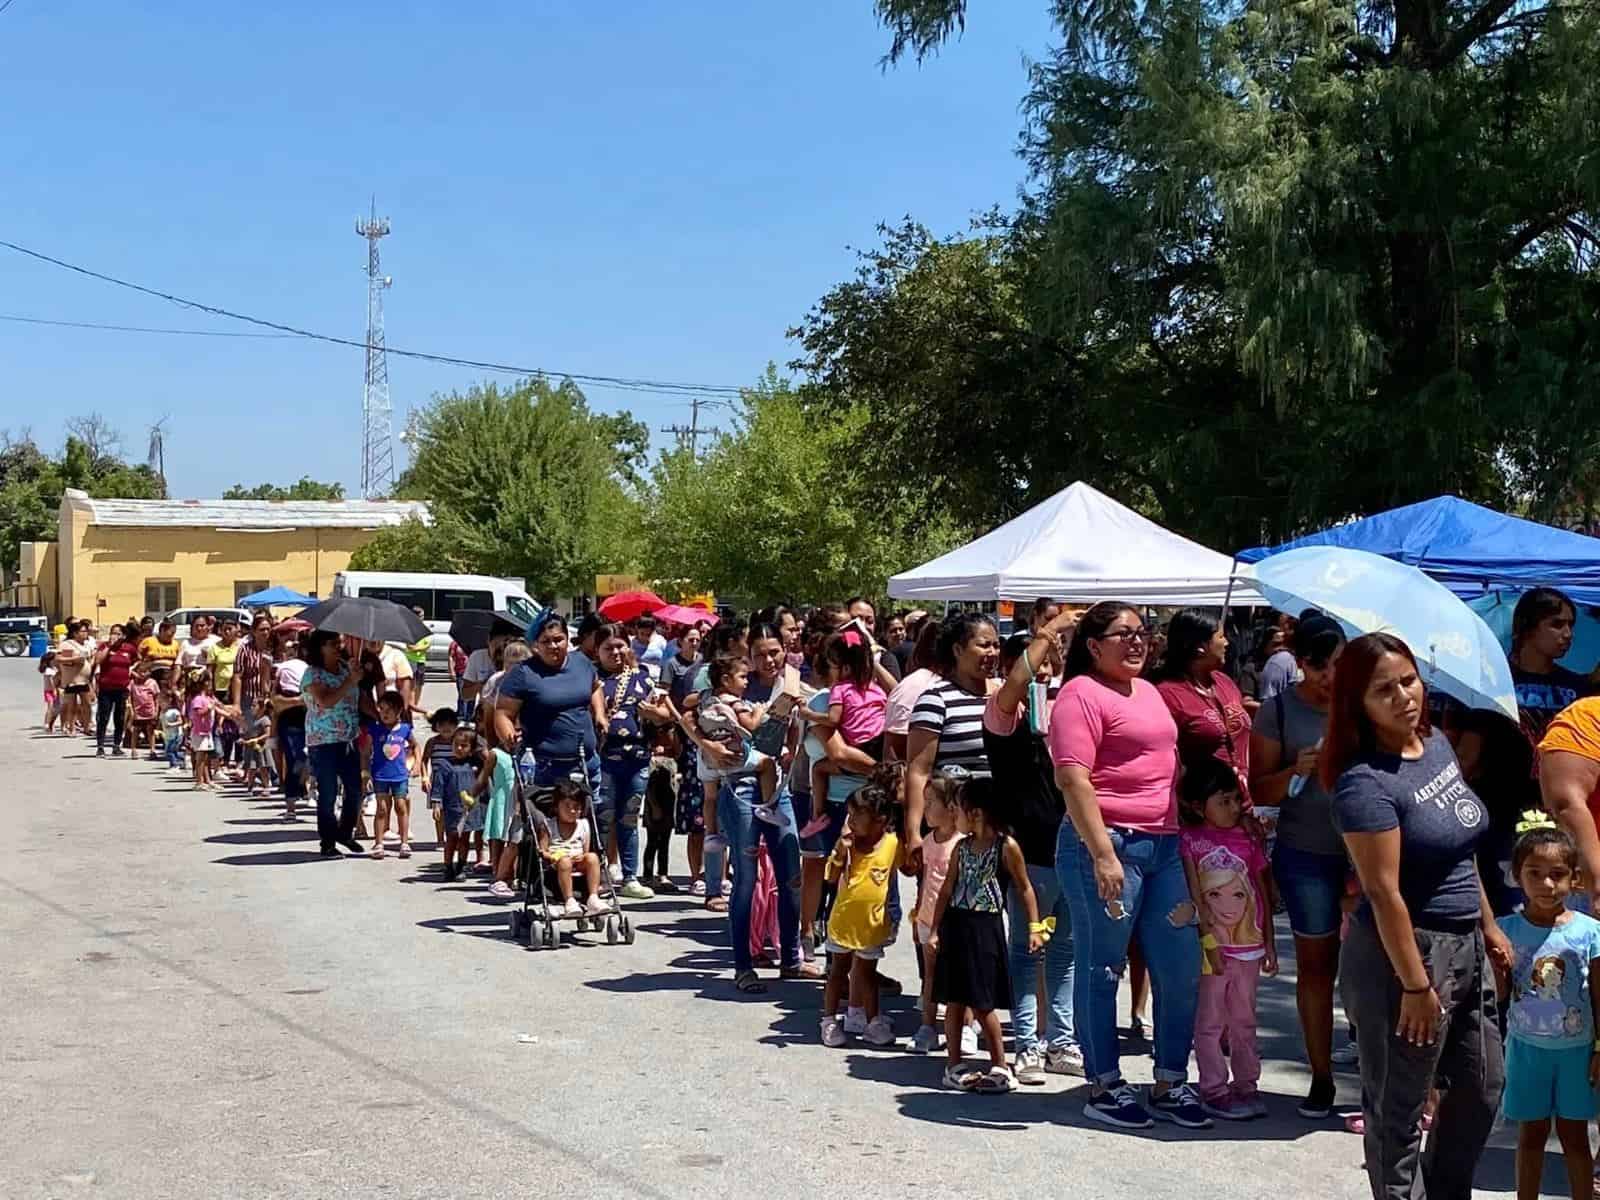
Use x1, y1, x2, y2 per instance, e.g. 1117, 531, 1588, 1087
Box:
1326, 632, 1510, 1200
495, 611, 604, 795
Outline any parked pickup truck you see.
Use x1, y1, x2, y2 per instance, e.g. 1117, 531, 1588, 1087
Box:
0, 606, 47, 656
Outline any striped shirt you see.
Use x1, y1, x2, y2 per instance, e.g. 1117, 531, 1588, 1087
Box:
909, 679, 991, 776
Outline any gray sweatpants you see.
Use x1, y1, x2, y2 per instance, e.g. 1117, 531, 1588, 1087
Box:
1341, 918, 1505, 1200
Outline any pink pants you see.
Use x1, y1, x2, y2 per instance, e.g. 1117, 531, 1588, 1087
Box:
1194, 955, 1261, 1102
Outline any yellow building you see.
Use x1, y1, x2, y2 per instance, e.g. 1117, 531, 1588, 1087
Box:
18, 488, 429, 623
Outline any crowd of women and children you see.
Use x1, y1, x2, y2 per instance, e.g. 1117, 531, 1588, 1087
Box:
38, 587, 1600, 1200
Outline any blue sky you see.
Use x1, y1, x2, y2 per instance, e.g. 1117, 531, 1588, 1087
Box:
0, 2, 1054, 498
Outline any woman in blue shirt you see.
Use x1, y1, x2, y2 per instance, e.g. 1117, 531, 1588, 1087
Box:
494, 612, 605, 797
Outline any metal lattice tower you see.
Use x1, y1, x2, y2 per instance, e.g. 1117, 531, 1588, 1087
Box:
357, 200, 395, 498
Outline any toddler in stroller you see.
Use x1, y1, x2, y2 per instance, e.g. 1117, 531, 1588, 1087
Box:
540, 779, 609, 920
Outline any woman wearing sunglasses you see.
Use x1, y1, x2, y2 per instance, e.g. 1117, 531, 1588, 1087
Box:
1050, 601, 1206, 1131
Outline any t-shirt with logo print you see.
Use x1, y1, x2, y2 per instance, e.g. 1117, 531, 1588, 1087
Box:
1332, 730, 1488, 931
365, 721, 413, 786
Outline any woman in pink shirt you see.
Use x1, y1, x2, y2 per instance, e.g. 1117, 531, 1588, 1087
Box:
1049, 601, 1206, 1132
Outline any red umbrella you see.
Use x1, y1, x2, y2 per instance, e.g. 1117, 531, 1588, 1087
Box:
655, 603, 719, 628
597, 589, 667, 623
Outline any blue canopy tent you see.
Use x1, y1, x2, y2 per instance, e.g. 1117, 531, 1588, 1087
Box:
238, 585, 316, 609
1237, 495, 1600, 607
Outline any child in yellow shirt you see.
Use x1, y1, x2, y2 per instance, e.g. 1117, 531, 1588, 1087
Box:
821, 767, 904, 1048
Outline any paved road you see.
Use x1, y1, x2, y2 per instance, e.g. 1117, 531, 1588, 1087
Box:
0, 661, 1544, 1198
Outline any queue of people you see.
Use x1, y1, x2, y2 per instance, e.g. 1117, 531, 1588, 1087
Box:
38, 584, 1600, 1200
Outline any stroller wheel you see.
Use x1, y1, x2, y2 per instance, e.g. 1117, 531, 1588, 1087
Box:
621, 916, 635, 945
542, 924, 558, 951
606, 916, 619, 945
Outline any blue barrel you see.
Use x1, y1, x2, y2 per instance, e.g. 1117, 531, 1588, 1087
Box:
28, 629, 48, 657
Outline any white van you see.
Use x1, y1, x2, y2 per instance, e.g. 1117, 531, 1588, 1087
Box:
331, 571, 540, 664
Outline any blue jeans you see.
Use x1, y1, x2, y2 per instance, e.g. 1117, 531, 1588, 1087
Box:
164, 733, 184, 769
531, 751, 601, 795
718, 775, 801, 973
308, 741, 363, 850
1008, 861, 1076, 1053
279, 724, 307, 799
598, 755, 648, 881
1057, 821, 1200, 1087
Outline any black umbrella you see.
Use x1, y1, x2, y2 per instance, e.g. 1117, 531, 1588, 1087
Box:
447, 608, 528, 653
298, 595, 431, 644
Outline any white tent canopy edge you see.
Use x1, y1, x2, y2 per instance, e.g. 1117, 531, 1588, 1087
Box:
887, 481, 1265, 607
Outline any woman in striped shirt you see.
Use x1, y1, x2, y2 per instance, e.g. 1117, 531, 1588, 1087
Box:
904, 613, 1000, 873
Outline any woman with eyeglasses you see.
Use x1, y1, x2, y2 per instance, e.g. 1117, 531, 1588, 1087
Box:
1049, 601, 1206, 1131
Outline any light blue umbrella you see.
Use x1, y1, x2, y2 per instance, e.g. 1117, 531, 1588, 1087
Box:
1240, 546, 1516, 719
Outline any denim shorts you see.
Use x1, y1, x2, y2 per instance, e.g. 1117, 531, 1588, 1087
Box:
373, 780, 408, 798
798, 796, 848, 859
1272, 841, 1348, 938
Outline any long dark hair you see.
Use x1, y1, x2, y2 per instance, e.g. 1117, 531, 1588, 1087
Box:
824, 632, 873, 689
908, 618, 942, 673
306, 629, 343, 668
1320, 632, 1432, 790
1292, 613, 1346, 669
1511, 587, 1576, 651
935, 612, 995, 677
705, 622, 745, 661
1062, 601, 1139, 681
1152, 609, 1219, 682
746, 621, 784, 650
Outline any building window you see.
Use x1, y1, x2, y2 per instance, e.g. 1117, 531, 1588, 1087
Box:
145, 580, 181, 616
234, 580, 270, 604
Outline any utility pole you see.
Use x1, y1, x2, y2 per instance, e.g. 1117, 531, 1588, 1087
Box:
659, 395, 718, 458
357, 198, 395, 498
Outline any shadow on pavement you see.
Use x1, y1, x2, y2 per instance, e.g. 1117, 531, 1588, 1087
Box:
204, 829, 321, 846
212, 849, 336, 866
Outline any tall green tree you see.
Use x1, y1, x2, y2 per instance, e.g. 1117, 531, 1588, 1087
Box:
223, 478, 347, 501
387, 378, 644, 596
640, 369, 966, 603
0, 428, 164, 574
859, 0, 1600, 544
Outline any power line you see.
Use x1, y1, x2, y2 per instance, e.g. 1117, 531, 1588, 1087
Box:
0, 238, 750, 399
0, 312, 294, 338
0, 0, 21, 15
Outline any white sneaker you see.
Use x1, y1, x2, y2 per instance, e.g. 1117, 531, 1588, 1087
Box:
862, 1016, 896, 1047
1045, 1044, 1086, 1076
960, 1024, 980, 1056
618, 879, 655, 900
561, 898, 584, 919
842, 1006, 868, 1036
1014, 1045, 1046, 1085
487, 881, 515, 900
820, 1018, 847, 1048
909, 1024, 941, 1054
584, 893, 609, 917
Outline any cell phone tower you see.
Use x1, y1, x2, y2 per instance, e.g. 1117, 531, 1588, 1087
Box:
357, 198, 396, 498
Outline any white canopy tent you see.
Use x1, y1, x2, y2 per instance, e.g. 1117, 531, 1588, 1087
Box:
888, 481, 1264, 606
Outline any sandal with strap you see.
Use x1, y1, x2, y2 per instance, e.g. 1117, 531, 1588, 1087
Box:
734, 970, 767, 994
780, 960, 825, 980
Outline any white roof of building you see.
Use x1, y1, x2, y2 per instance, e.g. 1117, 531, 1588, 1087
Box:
62, 488, 430, 531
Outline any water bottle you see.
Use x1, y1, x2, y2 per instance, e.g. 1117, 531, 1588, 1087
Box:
1286, 738, 1323, 798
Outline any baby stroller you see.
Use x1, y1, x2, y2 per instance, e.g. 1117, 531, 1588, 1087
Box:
506, 765, 635, 951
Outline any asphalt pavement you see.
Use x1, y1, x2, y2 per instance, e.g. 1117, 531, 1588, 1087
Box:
0, 660, 1545, 1197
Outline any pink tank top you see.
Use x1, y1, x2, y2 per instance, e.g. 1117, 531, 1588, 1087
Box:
918, 830, 964, 927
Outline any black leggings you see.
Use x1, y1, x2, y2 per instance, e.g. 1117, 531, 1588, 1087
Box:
96, 688, 127, 752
